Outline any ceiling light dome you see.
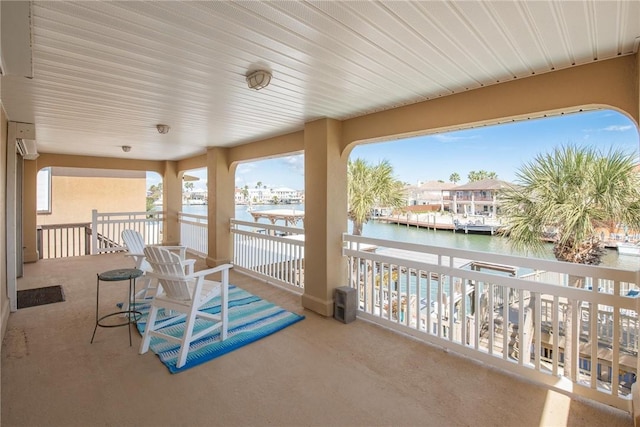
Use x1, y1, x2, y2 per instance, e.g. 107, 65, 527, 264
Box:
156, 124, 170, 134
246, 70, 272, 90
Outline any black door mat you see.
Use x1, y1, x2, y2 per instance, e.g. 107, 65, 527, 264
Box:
17, 285, 65, 309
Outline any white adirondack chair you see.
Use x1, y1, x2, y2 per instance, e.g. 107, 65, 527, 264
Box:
121, 229, 196, 309
139, 246, 232, 369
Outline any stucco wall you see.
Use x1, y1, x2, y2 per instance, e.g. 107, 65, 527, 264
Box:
1, 105, 8, 338
37, 174, 146, 225
22, 155, 183, 256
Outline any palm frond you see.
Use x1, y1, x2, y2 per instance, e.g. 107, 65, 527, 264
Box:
348, 158, 406, 235
500, 144, 640, 264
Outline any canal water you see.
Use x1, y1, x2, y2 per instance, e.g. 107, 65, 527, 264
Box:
182, 203, 639, 271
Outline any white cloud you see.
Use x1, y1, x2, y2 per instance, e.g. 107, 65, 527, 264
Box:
280, 155, 304, 175
236, 163, 257, 174
432, 133, 478, 142
603, 125, 633, 132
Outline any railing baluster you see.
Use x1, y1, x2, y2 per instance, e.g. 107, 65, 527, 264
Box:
552, 295, 560, 377
341, 233, 640, 410
534, 291, 541, 370
229, 219, 304, 292
53, 228, 59, 258
612, 281, 621, 397
488, 283, 495, 356
426, 270, 432, 334
590, 286, 598, 389
404, 268, 410, 326
502, 286, 509, 360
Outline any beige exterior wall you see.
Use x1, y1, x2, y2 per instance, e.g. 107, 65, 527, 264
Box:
20, 155, 182, 259
1, 105, 8, 337
162, 161, 182, 246
636, 52, 640, 125
301, 119, 347, 316
37, 153, 166, 174
206, 148, 234, 266
22, 160, 38, 262
37, 173, 146, 226
177, 153, 206, 172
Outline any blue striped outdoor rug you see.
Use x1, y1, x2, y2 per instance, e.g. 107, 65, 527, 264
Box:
135, 285, 304, 374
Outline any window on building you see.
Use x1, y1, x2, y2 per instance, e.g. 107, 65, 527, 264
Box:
37, 167, 51, 214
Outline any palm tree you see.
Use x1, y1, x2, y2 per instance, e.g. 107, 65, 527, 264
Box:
449, 173, 460, 184
500, 144, 640, 379
348, 158, 406, 236
147, 183, 163, 202
468, 170, 498, 182
241, 185, 249, 203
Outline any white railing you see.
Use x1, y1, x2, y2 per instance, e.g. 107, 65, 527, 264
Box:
178, 212, 208, 257
343, 233, 640, 412
91, 209, 164, 254
37, 223, 92, 259
230, 219, 304, 293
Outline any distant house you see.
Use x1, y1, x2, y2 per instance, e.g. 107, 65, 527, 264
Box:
235, 186, 302, 204
450, 178, 513, 217
405, 181, 456, 211
185, 189, 207, 205
271, 187, 301, 203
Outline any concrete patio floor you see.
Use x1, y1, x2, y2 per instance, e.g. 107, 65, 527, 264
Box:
2, 253, 634, 427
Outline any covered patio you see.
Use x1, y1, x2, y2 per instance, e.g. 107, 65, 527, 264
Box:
2, 253, 632, 426
2, 2, 640, 425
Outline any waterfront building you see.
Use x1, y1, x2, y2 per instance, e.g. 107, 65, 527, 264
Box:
403, 179, 513, 219
405, 180, 455, 211
236, 186, 301, 205
184, 188, 207, 205
450, 178, 512, 218
271, 187, 302, 204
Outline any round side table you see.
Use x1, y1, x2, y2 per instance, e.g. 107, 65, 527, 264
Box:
90, 268, 144, 346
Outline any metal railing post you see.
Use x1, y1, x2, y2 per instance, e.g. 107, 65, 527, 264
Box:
36, 226, 43, 259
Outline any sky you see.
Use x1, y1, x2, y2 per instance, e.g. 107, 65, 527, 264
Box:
149, 109, 639, 191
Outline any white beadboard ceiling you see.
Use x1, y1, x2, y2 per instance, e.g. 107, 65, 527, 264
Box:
1, 1, 639, 161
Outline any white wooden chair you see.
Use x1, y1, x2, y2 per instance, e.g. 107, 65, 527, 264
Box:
121, 229, 196, 309
139, 246, 232, 369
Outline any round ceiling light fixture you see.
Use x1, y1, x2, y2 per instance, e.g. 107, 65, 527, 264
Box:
246, 70, 272, 90
122, 145, 131, 153
156, 124, 170, 134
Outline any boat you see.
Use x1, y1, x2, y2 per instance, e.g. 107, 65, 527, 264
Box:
186, 198, 206, 205
616, 242, 640, 256
453, 219, 503, 235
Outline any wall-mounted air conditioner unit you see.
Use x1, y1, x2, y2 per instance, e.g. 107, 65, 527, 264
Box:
16, 138, 39, 160
11, 121, 38, 160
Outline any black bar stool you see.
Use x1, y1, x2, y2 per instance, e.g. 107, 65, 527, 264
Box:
90, 268, 144, 346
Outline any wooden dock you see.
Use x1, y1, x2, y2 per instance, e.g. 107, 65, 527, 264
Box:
377, 215, 455, 231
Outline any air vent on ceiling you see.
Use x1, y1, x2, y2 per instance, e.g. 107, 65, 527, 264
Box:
16, 138, 39, 160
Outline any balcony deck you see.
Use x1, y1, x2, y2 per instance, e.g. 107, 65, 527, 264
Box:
2, 253, 633, 426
